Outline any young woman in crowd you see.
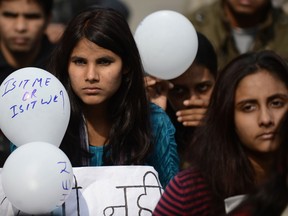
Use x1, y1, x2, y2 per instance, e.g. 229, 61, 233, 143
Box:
48, 7, 179, 188
145, 32, 218, 169
153, 50, 288, 215
229, 111, 288, 216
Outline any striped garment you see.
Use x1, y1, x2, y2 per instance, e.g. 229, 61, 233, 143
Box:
153, 167, 213, 216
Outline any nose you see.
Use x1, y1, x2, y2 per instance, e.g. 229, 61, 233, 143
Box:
258, 107, 274, 127
85, 65, 99, 82
15, 16, 27, 32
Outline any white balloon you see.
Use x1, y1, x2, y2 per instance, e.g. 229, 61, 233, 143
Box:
134, 10, 198, 80
0, 67, 70, 147
1, 142, 73, 215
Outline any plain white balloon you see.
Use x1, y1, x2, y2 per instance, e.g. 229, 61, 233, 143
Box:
1, 142, 73, 215
0, 67, 70, 147
134, 10, 198, 80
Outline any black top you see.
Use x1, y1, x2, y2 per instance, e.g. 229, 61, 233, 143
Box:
0, 35, 55, 85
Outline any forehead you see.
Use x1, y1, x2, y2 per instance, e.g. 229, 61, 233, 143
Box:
170, 64, 214, 85
0, 0, 44, 14
235, 70, 288, 100
71, 38, 119, 58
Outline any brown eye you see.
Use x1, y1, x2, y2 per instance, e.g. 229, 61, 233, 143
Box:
241, 103, 256, 112
96, 57, 114, 66
169, 86, 189, 101
196, 84, 208, 93
72, 58, 86, 65
270, 99, 284, 108
170, 86, 187, 97
196, 82, 213, 93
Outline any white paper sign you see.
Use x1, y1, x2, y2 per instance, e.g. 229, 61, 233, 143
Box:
0, 166, 163, 215
224, 194, 246, 214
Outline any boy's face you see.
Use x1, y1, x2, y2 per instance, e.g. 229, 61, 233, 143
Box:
0, 0, 49, 54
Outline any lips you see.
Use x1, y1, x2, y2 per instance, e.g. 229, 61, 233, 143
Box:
257, 132, 275, 140
11, 37, 29, 45
82, 87, 102, 94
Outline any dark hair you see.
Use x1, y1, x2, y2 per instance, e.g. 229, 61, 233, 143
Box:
189, 50, 288, 200
48, 7, 152, 166
80, 0, 130, 21
36, 0, 54, 16
194, 31, 218, 78
229, 111, 288, 216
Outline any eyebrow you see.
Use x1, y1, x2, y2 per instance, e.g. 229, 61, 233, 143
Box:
2, 11, 43, 18
236, 93, 288, 106
197, 80, 214, 85
70, 55, 84, 60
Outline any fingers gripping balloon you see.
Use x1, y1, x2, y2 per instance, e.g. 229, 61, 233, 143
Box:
0, 67, 70, 147
134, 10, 198, 80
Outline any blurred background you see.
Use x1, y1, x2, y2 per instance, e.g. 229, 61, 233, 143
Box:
50, 0, 288, 40
121, 0, 216, 32
115, 0, 288, 33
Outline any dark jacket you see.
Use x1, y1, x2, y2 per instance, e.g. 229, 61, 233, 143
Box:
0, 35, 55, 85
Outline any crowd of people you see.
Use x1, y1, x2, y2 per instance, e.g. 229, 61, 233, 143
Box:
0, 0, 288, 215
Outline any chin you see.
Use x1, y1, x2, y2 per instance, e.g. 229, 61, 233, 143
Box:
260, 144, 279, 153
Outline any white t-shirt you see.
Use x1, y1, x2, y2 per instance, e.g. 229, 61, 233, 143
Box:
232, 27, 258, 54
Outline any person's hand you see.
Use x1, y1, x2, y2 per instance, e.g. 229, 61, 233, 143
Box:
176, 99, 209, 127
144, 75, 173, 110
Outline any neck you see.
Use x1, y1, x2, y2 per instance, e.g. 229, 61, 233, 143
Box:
247, 152, 275, 186
84, 104, 111, 147
0, 40, 41, 68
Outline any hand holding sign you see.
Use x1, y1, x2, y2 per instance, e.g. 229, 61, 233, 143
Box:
134, 10, 198, 80
1, 142, 73, 215
0, 67, 70, 147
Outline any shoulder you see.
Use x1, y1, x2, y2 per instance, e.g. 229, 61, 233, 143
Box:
272, 7, 288, 26
163, 167, 211, 199
147, 103, 179, 188
149, 102, 166, 115
149, 102, 175, 129
0, 51, 16, 84
172, 167, 209, 190
159, 167, 213, 214
186, 1, 226, 49
147, 101, 177, 143
186, 1, 222, 27
265, 8, 288, 58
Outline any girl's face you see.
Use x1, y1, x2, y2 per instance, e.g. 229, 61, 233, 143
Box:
167, 63, 215, 111
0, 0, 48, 54
68, 38, 123, 107
234, 70, 288, 153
